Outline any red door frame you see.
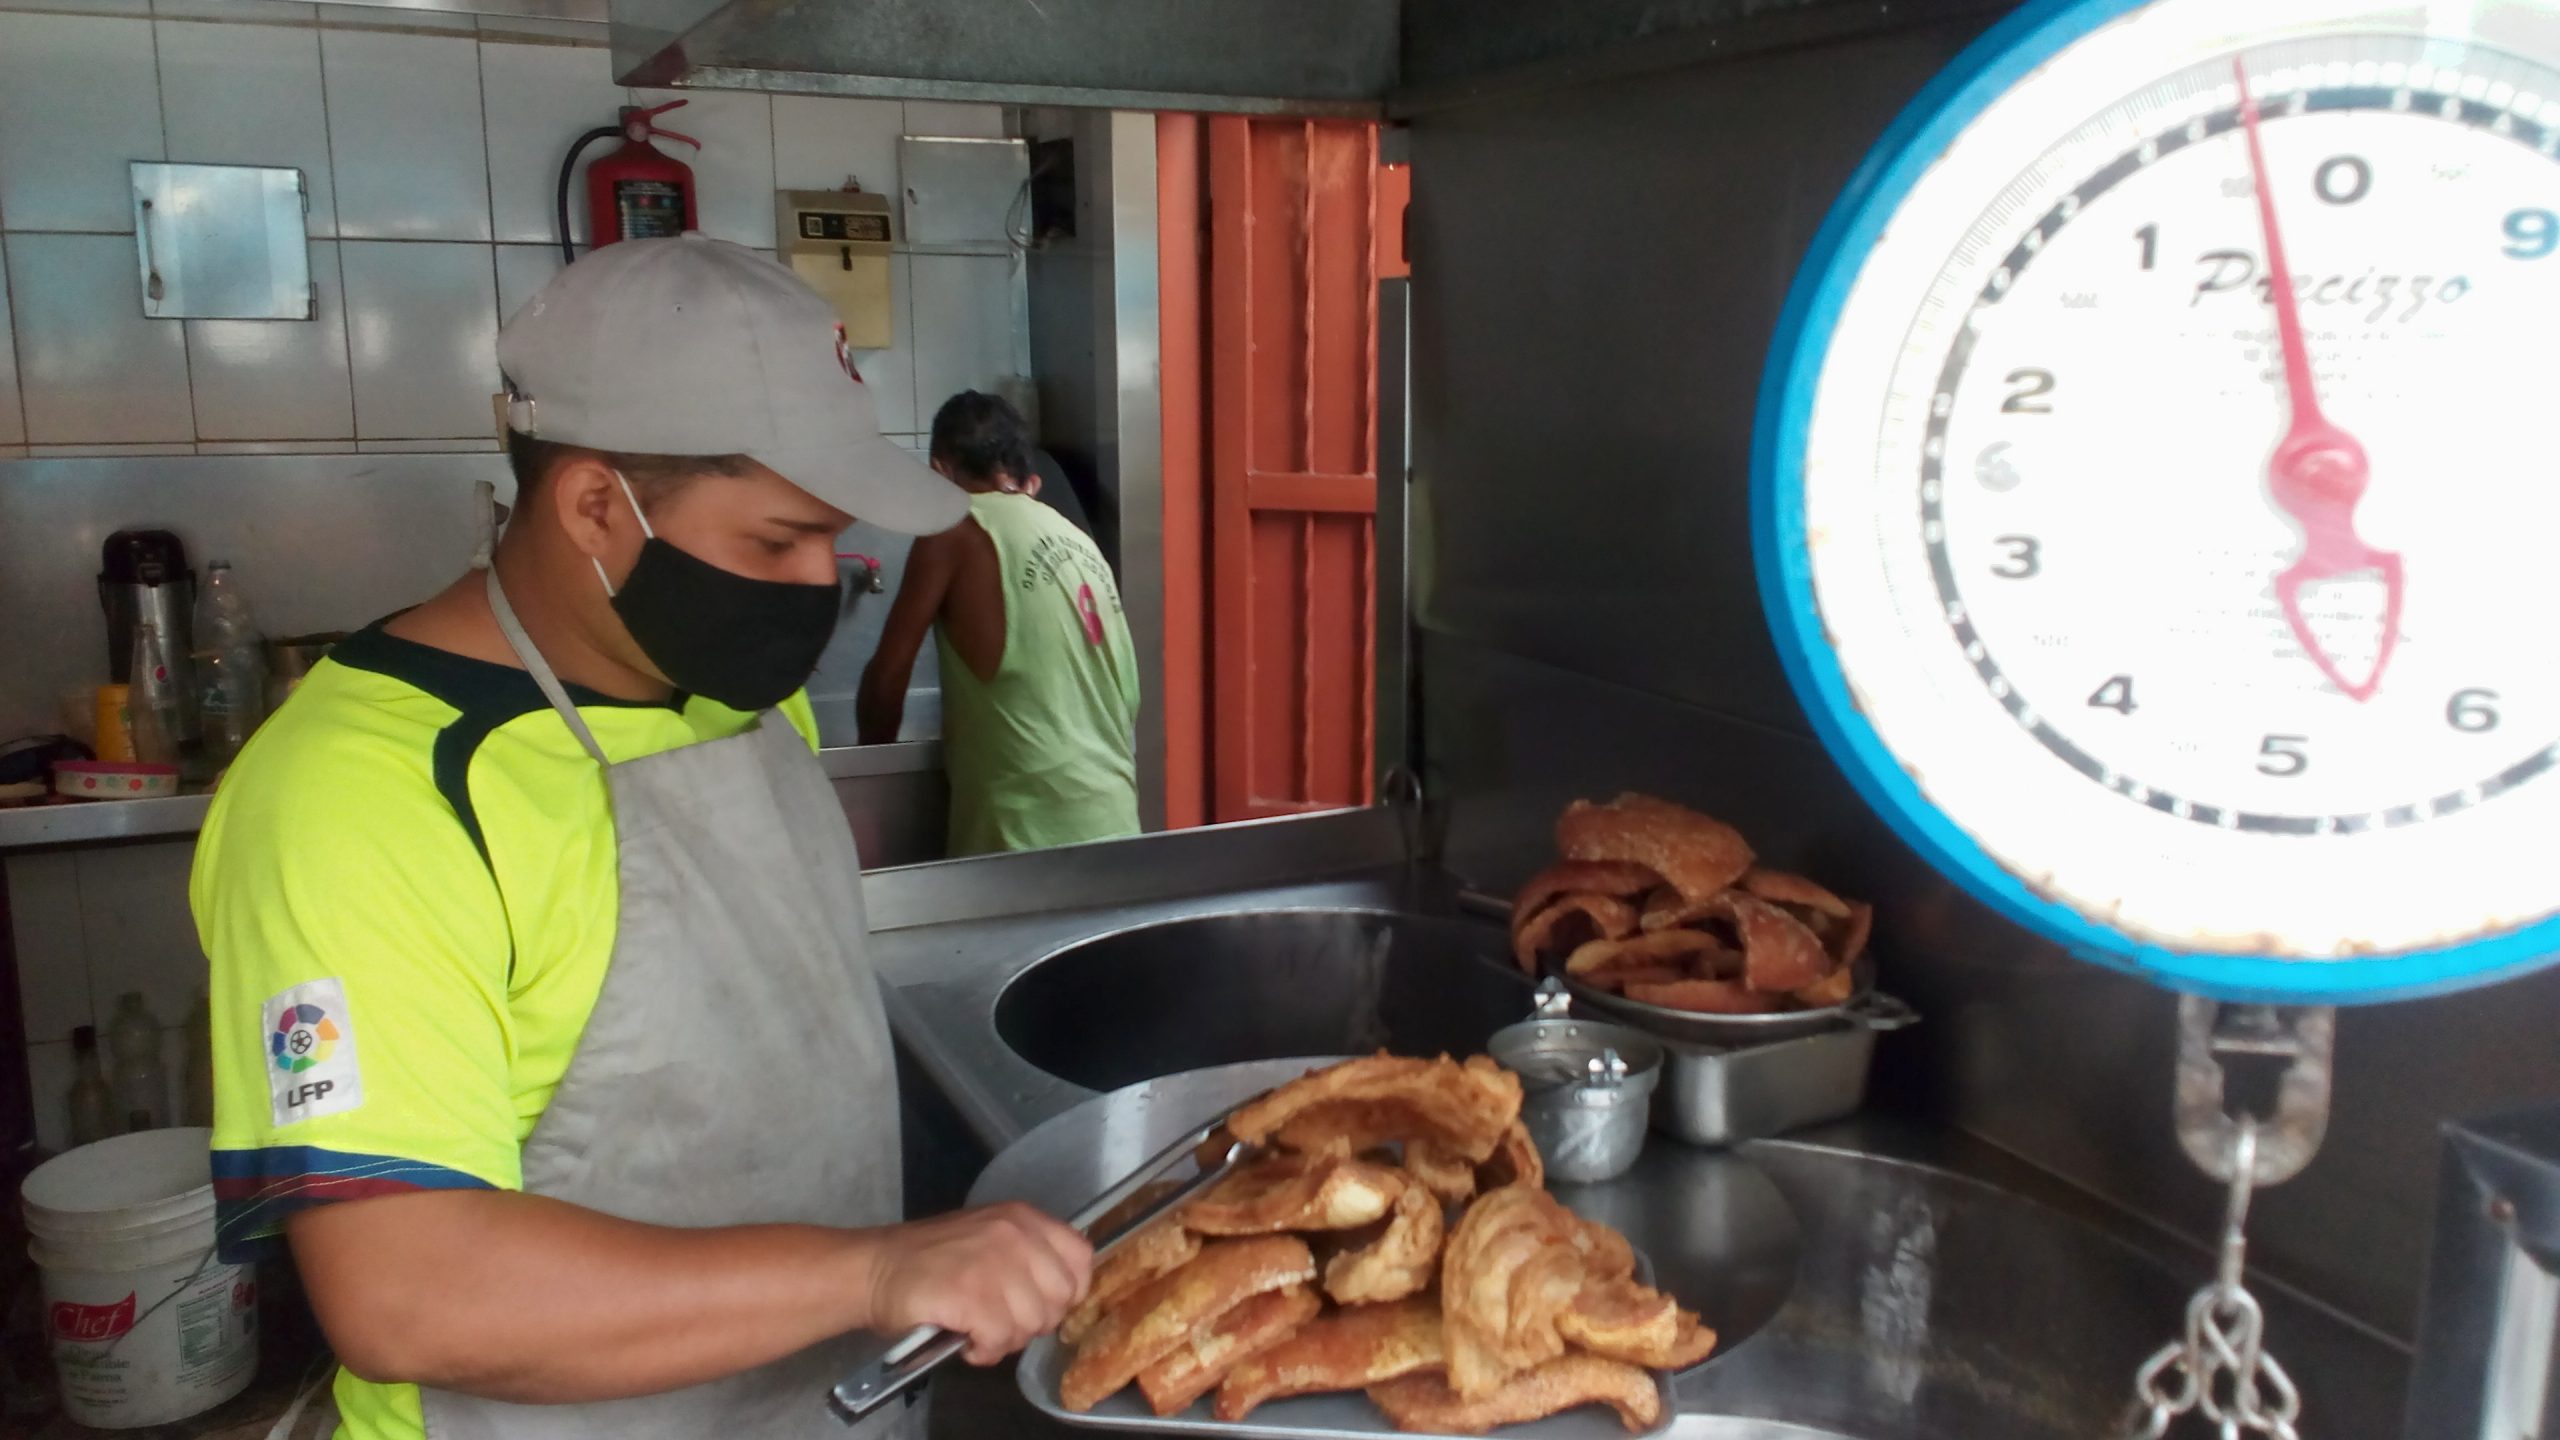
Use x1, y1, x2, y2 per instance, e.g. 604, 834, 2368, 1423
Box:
1205, 117, 1384, 822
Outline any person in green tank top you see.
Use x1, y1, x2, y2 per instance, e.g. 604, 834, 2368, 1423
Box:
859, 392, 1143, 854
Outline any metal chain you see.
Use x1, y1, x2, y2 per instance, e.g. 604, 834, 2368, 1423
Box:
2118, 1119, 2306, 1440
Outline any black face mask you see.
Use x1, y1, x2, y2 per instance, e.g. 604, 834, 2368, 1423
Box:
598, 474, 842, 712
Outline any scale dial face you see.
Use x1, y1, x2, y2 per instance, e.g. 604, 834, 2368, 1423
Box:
1761, 0, 2560, 999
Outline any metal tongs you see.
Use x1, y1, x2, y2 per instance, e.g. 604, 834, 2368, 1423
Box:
826, 1118, 1255, 1424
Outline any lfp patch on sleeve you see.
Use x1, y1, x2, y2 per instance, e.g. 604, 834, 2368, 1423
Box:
263, 978, 363, 1127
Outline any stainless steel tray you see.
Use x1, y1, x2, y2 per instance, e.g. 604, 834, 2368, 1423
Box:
1555, 957, 1913, 1046
1015, 1271, 1676, 1440
1649, 1025, 1886, 1147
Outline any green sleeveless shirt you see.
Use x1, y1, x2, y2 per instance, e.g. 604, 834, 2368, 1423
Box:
935, 492, 1142, 854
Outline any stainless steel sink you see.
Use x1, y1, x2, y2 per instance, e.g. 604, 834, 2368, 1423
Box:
990, 907, 1536, 1092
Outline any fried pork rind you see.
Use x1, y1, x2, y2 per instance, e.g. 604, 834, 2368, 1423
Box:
1368, 1354, 1663, 1435
1059, 1214, 1200, 1346
1322, 1177, 1443, 1305
1563, 929, 1729, 980
1556, 794, 1753, 904
1214, 1296, 1445, 1421
1441, 1185, 1581, 1396
1511, 859, 1663, 923
1566, 1214, 1634, 1284
1403, 1136, 1477, 1205
1511, 893, 1641, 972
1711, 892, 1833, 993
1636, 888, 1718, 934
1476, 1120, 1543, 1193
1623, 977, 1783, 1014
1183, 1151, 1406, 1235
1437, 1184, 1699, 1405
1827, 901, 1874, 966
1231, 1055, 1523, 1164
1793, 965, 1856, 1008
1134, 1284, 1324, 1416
1060, 1235, 1317, 1412
1558, 1276, 1719, 1371
1738, 867, 1852, 920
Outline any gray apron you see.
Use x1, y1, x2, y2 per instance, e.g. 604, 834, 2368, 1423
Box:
410, 571, 911, 1440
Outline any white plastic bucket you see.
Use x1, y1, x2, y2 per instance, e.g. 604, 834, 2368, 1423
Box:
21, 1128, 258, 1428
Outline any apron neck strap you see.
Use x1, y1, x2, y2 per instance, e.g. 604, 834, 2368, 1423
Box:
484, 568, 611, 766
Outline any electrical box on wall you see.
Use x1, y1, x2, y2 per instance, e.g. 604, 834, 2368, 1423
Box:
776, 189, 895, 349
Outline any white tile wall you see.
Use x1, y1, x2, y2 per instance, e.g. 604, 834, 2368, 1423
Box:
155, 0, 314, 21
0, 6, 1024, 455
0, 235, 21, 448
198, 439, 344, 454
186, 240, 353, 439
912, 253, 1021, 407
492, 242, 562, 326
315, 3, 472, 33
322, 26, 490, 241
0, 11, 165, 232
632, 87, 775, 249
773, 95, 903, 198
0, 0, 152, 16
29, 442, 197, 456
156, 16, 337, 235
8, 232, 195, 443
480, 40, 631, 247
9, 853, 93, 1044
11, 841, 208, 1152
356, 437, 497, 453
79, 843, 210, 1032
27, 1042, 74, 1153
341, 240, 499, 437
472, 15, 605, 44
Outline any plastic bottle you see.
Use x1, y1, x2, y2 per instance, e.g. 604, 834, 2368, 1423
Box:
193, 563, 268, 767
181, 989, 215, 1129
127, 624, 181, 768
65, 1026, 113, 1148
106, 991, 168, 1133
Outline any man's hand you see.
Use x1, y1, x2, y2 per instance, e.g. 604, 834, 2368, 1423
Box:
864, 1203, 1094, 1364
856, 528, 962, 745
288, 1190, 1091, 1403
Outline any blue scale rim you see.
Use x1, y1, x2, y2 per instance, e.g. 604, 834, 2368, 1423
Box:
1748, 0, 2560, 1003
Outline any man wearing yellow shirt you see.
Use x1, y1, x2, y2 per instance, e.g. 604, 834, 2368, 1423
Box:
192, 236, 1089, 1440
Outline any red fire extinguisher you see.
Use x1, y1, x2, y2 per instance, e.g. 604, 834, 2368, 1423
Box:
557, 100, 701, 262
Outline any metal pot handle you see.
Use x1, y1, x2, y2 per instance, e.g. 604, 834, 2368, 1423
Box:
1845, 990, 1920, 1032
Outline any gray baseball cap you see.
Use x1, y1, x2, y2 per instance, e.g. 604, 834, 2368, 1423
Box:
496, 233, 965, 536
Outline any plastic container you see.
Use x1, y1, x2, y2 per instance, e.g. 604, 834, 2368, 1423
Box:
91, 685, 136, 764
125, 627, 180, 769
106, 993, 167, 1133
66, 1026, 114, 1149
52, 762, 180, 802
191, 564, 266, 768
21, 1128, 258, 1427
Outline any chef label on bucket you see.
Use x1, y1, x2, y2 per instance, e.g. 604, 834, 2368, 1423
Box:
189, 235, 1092, 1440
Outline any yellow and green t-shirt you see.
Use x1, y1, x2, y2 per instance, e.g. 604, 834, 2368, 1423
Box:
191, 621, 814, 1440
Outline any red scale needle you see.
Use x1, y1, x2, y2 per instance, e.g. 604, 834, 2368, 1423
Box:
2236, 58, 2403, 703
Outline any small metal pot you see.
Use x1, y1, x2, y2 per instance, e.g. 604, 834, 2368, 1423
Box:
1489, 1016, 1663, 1184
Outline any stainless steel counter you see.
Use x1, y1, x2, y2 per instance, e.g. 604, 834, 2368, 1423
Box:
0, 741, 943, 854
865, 816, 1432, 1147
868, 818, 2411, 1439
